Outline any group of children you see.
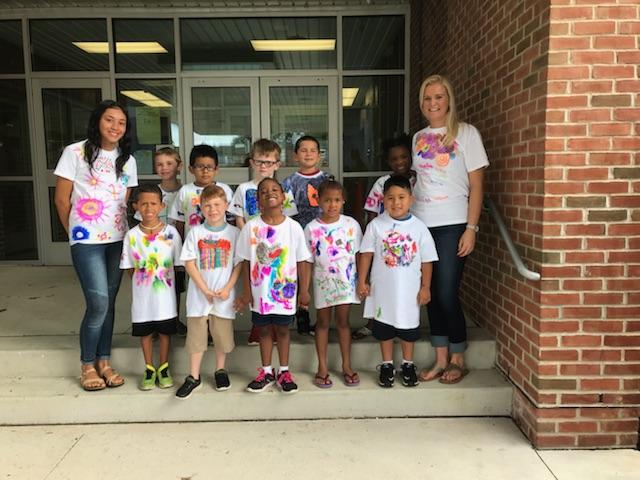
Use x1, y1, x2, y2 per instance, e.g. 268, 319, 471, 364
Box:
119, 134, 438, 398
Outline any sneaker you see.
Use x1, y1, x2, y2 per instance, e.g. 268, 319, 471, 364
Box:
176, 320, 187, 337
377, 363, 395, 388
296, 308, 311, 335
246, 368, 275, 393
157, 362, 174, 389
277, 370, 298, 394
247, 325, 260, 346
214, 369, 231, 391
175, 375, 201, 399
139, 364, 156, 391
401, 362, 418, 387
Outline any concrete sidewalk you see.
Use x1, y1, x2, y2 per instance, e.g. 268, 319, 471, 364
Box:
1, 418, 638, 480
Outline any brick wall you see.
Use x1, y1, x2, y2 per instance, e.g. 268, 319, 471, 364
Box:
411, 0, 639, 449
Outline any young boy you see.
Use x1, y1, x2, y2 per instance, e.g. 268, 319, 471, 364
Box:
120, 184, 183, 390
176, 185, 242, 399
236, 178, 312, 394
281, 135, 332, 334
357, 175, 438, 388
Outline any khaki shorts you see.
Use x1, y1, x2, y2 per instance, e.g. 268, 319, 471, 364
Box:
186, 315, 235, 354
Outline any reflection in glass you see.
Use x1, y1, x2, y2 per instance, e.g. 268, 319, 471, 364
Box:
0, 182, 38, 260
343, 16, 404, 70
0, 81, 31, 176
30, 19, 108, 71
42, 88, 102, 169
114, 19, 175, 73
181, 17, 336, 70
117, 79, 179, 175
269, 86, 328, 167
0, 20, 24, 73
191, 87, 252, 167
343, 176, 378, 229
342, 76, 404, 172
48, 186, 68, 243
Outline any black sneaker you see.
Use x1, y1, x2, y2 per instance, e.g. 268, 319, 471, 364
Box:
246, 368, 275, 393
214, 369, 230, 391
175, 375, 201, 399
378, 363, 395, 388
276, 370, 298, 394
401, 362, 418, 387
296, 308, 311, 335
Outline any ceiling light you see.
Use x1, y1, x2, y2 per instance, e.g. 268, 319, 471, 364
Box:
342, 88, 359, 107
250, 39, 335, 51
72, 42, 168, 54
120, 90, 172, 108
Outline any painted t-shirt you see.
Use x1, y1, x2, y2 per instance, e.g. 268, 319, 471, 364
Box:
168, 182, 233, 238
54, 140, 138, 245
236, 216, 311, 316
134, 185, 180, 225
119, 224, 183, 323
304, 215, 362, 309
282, 171, 333, 228
364, 174, 417, 214
360, 213, 438, 329
411, 123, 489, 227
228, 180, 297, 222
180, 223, 241, 319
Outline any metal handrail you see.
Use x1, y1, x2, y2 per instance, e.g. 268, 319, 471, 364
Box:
483, 195, 541, 281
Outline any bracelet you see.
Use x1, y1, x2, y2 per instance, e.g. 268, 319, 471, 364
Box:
466, 224, 479, 232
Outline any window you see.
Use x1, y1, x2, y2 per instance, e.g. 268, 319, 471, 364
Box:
113, 19, 175, 73
0, 182, 38, 260
343, 16, 404, 70
0, 21, 24, 73
0, 80, 31, 175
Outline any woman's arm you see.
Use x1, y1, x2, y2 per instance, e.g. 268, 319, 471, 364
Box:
54, 177, 74, 234
458, 168, 484, 257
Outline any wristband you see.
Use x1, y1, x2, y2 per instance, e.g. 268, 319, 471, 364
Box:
466, 224, 479, 232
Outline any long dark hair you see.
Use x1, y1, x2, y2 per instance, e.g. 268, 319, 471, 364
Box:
83, 100, 132, 177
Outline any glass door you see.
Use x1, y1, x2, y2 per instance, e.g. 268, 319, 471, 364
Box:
32, 78, 110, 265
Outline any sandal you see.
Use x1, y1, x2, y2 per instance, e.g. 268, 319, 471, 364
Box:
80, 366, 106, 391
418, 365, 446, 382
342, 371, 360, 387
314, 373, 333, 389
97, 364, 125, 388
351, 326, 372, 340
438, 363, 469, 385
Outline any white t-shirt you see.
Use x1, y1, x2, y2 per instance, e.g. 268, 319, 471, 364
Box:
180, 223, 241, 319
168, 182, 233, 238
54, 140, 138, 245
361, 213, 438, 329
364, 174, 417, 214
134, 185, 180, 225
304, 215, 362, 309
411, 123, 489, 227
119, 224, 183, 323
228, 180, 297, 222
236, 216, 311, 316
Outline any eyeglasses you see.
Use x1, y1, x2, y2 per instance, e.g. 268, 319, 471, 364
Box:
252, 159, 279, 167
193, 164, 216, 172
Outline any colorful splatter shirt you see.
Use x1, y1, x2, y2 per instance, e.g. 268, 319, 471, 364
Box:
54, 140, 138, 245
228, 180, 297, 222
168, 182, 233, 238
281, 170, 333, 228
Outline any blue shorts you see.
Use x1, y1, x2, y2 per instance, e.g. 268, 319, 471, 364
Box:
251, 311, 295, 327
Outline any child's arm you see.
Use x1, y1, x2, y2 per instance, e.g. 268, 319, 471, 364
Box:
297, 261, 311, 309
216, 262, 243, 301
417, 262, 433, 305
357, 252, 373, 299
233, 261, 252, 311
175, 220, 185, 239
235, 216, 246, 229
184, 259, 216, 303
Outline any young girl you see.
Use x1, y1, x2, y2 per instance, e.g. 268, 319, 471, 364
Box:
304, 180, 362, 388
236, 178, 311, 394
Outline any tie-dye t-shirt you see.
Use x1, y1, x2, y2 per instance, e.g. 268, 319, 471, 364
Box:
360, 213, 438, 329
281, 171, 333, 228
304, 215, 362, 309
54, 140, 138, 245
119, 224, 183, 323
168, 182, 233, 238
180, 223, 241, 319
236, 216, 311, 316
411, 123, 489, 227
364, 174, 417, 215
228, 180, 297, 222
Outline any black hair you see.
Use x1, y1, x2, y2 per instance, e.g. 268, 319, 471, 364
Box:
189, 144, 219, 167
382, 133, 411, 160
318, 179, 344, 199
257, 177, 283, 193
133, 183, 163, 203
84, 100, 131, 178
383, 174, 412, 194
294, 135, 320, 152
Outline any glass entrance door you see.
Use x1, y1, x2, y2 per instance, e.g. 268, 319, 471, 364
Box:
32, 78, 110, 265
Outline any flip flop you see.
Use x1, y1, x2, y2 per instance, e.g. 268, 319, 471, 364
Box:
314, 373, 333, 389
438, 363, 469, 384
418, 365, 446, 382
343, 371, 360, 387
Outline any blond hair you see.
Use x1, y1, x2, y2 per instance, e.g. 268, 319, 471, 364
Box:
200, 184, 227, 204
153, 146, 182, 164
418, 75, 459, 147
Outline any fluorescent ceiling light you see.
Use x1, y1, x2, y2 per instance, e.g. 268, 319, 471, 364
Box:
72, 42, 168, 54
250, 39, 335, 51
120, 90, 172, 108
342, 87, 359, 107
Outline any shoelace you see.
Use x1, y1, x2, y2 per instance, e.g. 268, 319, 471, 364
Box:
278, 371, 293, 384
255, 368, 268, 381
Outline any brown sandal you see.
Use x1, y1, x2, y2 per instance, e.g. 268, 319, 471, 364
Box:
97, 364, 125, 388
81, 366, 106, 391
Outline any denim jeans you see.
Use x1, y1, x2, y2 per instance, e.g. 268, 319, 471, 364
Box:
426, 223, 468, 353
70, 241, 123, 364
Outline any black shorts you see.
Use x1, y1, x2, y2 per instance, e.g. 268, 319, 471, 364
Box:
132, 318, 177, 337
175, 269, 186, 294
371, 320, 420, 342
251, 311, 295, 327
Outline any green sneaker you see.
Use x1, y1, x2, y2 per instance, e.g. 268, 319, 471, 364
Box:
157, 362, 174, 389
140, 364, 156, 390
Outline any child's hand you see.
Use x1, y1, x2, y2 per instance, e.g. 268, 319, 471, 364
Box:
233, 294, 251, 312
215, 287, 231, 301
203, 288, 216, 303
417, 286, 431, 306
297, 290, 311, 309
357, 282, 370, 300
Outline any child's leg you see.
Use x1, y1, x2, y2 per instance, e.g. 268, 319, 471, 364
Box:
140, 334, 154, 365
400, 339, 415, 363
379, 339, 394, 362
190, 352, 204, 379
259, 325, 274, 367
158, 333, 170, 365
335, 304, 355, 375
185, 316, 208, 379
314, 307, 331, 377
274, 323, 290, 367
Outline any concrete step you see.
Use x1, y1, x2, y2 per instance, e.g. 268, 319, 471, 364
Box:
0, 369, 511, 425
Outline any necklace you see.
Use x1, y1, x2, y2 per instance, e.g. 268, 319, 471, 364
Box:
139, 222, 163, 232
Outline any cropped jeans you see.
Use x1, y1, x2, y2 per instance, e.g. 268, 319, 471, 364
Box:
70, 241, 123, 364
426, 223, 468, 354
